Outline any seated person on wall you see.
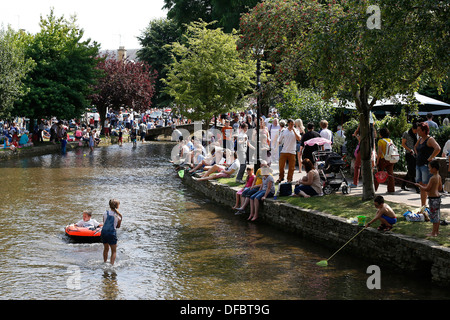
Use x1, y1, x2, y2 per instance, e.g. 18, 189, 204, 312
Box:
19, 131, 33, 147
3, 136, 16, 151
188, 147, 205, 169
234, 160, 270, 214
189, 147, 217, 173
196, 151, 240, 181
247, 166, 275, 221
233, 167, 255, 211
293, 159, 323, 198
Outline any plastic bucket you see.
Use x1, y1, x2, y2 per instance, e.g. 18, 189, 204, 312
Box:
357, 215, 366, 226
375, 171, 388, 183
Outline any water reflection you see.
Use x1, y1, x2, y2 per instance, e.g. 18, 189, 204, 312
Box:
101, 270, 119, 300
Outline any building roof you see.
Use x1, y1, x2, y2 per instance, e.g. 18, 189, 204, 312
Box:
99, 48, 139, 62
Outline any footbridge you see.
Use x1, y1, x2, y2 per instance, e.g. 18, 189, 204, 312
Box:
145, 123, 197, 141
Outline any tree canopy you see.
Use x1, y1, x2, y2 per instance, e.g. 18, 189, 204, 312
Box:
163, 0, 260, 32
239, 0, 449, 199
89, 53, 157, 125
13, 9, 100, 121
137, 18, 183, 107
163, 20, 256, 123
0, 26, 35, 119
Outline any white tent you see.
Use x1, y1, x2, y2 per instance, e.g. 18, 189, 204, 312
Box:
333, 92, 450, 115
374, 92, 450, 109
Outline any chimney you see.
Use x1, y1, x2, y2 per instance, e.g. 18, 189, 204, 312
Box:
118, 46, 127, 61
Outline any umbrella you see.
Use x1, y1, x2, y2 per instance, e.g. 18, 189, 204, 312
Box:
304, 137, 332, 147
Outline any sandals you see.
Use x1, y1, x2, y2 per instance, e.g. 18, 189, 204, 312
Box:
377, 224, 393, 231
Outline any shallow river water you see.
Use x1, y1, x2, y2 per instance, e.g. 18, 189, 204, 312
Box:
0, 142, 449, 300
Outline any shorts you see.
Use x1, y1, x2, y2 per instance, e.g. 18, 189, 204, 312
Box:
101, 232, 117, 245
237, 187, 249, 195
242, 187, 260, 198
381, 215, 397, 225
250, 190, 274, 201
428, 197, 441, 223
215, 169, 231, 178
416, 165, 432, 184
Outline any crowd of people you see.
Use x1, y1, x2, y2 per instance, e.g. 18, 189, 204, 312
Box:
0, 107, 192, 153
171, 109, 345, 222
174, 110, 448, 237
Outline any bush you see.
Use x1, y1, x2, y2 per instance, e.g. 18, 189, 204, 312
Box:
276, 82, 336, 129
430, 125, 450, 154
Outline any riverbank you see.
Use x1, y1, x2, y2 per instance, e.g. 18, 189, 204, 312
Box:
0, 141, 84, 161
179, 168, 450, 287
0, 133, 173, 162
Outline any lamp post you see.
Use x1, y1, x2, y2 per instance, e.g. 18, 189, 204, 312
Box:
254, 48, 263, 173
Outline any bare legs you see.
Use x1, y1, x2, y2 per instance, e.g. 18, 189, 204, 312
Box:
103, 243, 117, 265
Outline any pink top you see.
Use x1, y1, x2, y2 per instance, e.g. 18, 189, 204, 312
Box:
245, 174, 255, 187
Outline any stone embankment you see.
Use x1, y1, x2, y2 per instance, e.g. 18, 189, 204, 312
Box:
0, 142, 83, 161
180, 170, 450, 287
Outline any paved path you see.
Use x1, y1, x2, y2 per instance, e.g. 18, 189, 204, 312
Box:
268, 162, 450, 216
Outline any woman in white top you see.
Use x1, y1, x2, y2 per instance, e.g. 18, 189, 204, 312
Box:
295, 119, 305, 172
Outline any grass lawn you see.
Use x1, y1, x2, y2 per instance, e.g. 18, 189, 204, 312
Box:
216, 177, 450, 247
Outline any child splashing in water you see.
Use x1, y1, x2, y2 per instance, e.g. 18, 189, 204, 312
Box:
101, 199, 122, 265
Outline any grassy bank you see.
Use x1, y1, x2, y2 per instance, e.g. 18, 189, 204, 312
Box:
217, 177, 450, 247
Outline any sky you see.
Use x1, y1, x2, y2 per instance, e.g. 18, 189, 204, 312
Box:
0, 0, 168, 50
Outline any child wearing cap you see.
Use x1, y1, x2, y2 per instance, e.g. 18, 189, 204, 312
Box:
248, 166, 275, 221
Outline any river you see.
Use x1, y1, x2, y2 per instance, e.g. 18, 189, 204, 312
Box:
0, 142, 449, 300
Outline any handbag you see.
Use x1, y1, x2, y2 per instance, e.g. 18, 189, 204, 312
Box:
279, 182, 292, 196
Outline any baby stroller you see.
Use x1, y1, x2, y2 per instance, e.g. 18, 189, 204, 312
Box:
313, 150, 350, 195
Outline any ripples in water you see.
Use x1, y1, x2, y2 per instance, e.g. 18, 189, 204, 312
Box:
0, 142, 449, 300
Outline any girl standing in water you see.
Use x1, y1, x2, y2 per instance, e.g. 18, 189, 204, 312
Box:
101, 199, 122, 265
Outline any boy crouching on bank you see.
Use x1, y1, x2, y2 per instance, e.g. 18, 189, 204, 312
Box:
366, 195, 397, 231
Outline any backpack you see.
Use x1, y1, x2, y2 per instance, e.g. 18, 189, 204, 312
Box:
383, 139, 399, 163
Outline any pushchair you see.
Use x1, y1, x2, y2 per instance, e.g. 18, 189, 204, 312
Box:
313, 150, 350, 195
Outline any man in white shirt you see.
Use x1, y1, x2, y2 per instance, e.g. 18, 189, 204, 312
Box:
319, 120, 333, 151
196, 152, 240, 181
278, 119, 301, 183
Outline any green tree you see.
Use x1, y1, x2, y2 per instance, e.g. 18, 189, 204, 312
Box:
137, 18, 183, 107
0, 26, 35, 118
239, 0, 449, 200
163, 0, 260, 33
163, 20, 256, 124
276, 82, 335, 129
13, 9, 100, 123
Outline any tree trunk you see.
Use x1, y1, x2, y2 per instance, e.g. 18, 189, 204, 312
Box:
359, 110, 375, 201
355, 86, 375, 201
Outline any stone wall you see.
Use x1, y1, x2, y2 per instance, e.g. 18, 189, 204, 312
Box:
181, 170, 450, 286
0, 142, 83, 162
